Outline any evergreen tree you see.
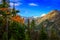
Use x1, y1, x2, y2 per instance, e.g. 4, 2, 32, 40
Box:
39, 24, 48, 40
31, 19, 36, 29
8, 21, 25, 40
50, 27, 59, 40
0, 0, 20, 40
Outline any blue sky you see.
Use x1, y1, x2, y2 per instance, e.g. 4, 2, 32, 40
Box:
10, 0, 60, 17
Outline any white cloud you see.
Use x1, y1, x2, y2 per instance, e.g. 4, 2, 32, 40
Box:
0, 0, 2, 2
32, 14, 46, 18
41, 13, 46, 17
10, 2, 22, 6
29, 3, 38, 6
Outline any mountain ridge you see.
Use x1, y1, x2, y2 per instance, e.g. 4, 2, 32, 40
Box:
36, 10, 60, 24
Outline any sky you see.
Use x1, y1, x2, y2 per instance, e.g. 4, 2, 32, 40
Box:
10, 0, 60, 17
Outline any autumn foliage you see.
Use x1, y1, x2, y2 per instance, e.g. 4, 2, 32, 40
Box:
0, 7, 24, 24
0, 8, 10, 15
11, 15, 24, 24
0, 8, 7, 10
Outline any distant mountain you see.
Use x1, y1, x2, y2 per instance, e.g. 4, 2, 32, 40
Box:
23, 10, 60, 37
23, 10, 60, 29
36, 10, 60, 25
23, 16, 37, 24
36, 10, 60, 36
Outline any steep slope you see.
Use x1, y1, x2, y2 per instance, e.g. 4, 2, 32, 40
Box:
32, 10, 60, 38
36, 10, 60, 36
36, 10, 60, 24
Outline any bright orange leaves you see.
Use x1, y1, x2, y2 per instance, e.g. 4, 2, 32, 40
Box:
11, 15, 24, 24
0, 8, 8, 11
0, 8, 10, 15
0, 8, 24, 24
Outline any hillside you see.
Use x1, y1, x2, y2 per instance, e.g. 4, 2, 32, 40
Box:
36, 10, 60, 36
36, 10, 60, 25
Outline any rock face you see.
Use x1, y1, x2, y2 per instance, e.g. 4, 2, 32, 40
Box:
33, 10, 60, 37
36, 10, 60, 25
36, 10, 60, 36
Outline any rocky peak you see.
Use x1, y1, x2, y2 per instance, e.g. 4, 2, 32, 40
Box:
36, 10, 60, 25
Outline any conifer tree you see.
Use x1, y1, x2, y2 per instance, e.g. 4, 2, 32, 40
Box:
31, 19, 36, 29
50, 27, 59, 40
8, 21, 25, 40
39, 24, 48, 40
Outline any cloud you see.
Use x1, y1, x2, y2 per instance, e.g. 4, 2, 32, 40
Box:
0, 0, 2, 2
29, 3, 38, 6
32, 14, 46, 18
10, 2, 22, 6
41, 13, 46, 17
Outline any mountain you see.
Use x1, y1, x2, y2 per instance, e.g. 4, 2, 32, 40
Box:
36, 10, 60, 36
23, 10, 60, 30
23, 16, 36, 24
36, 10, 60, 25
